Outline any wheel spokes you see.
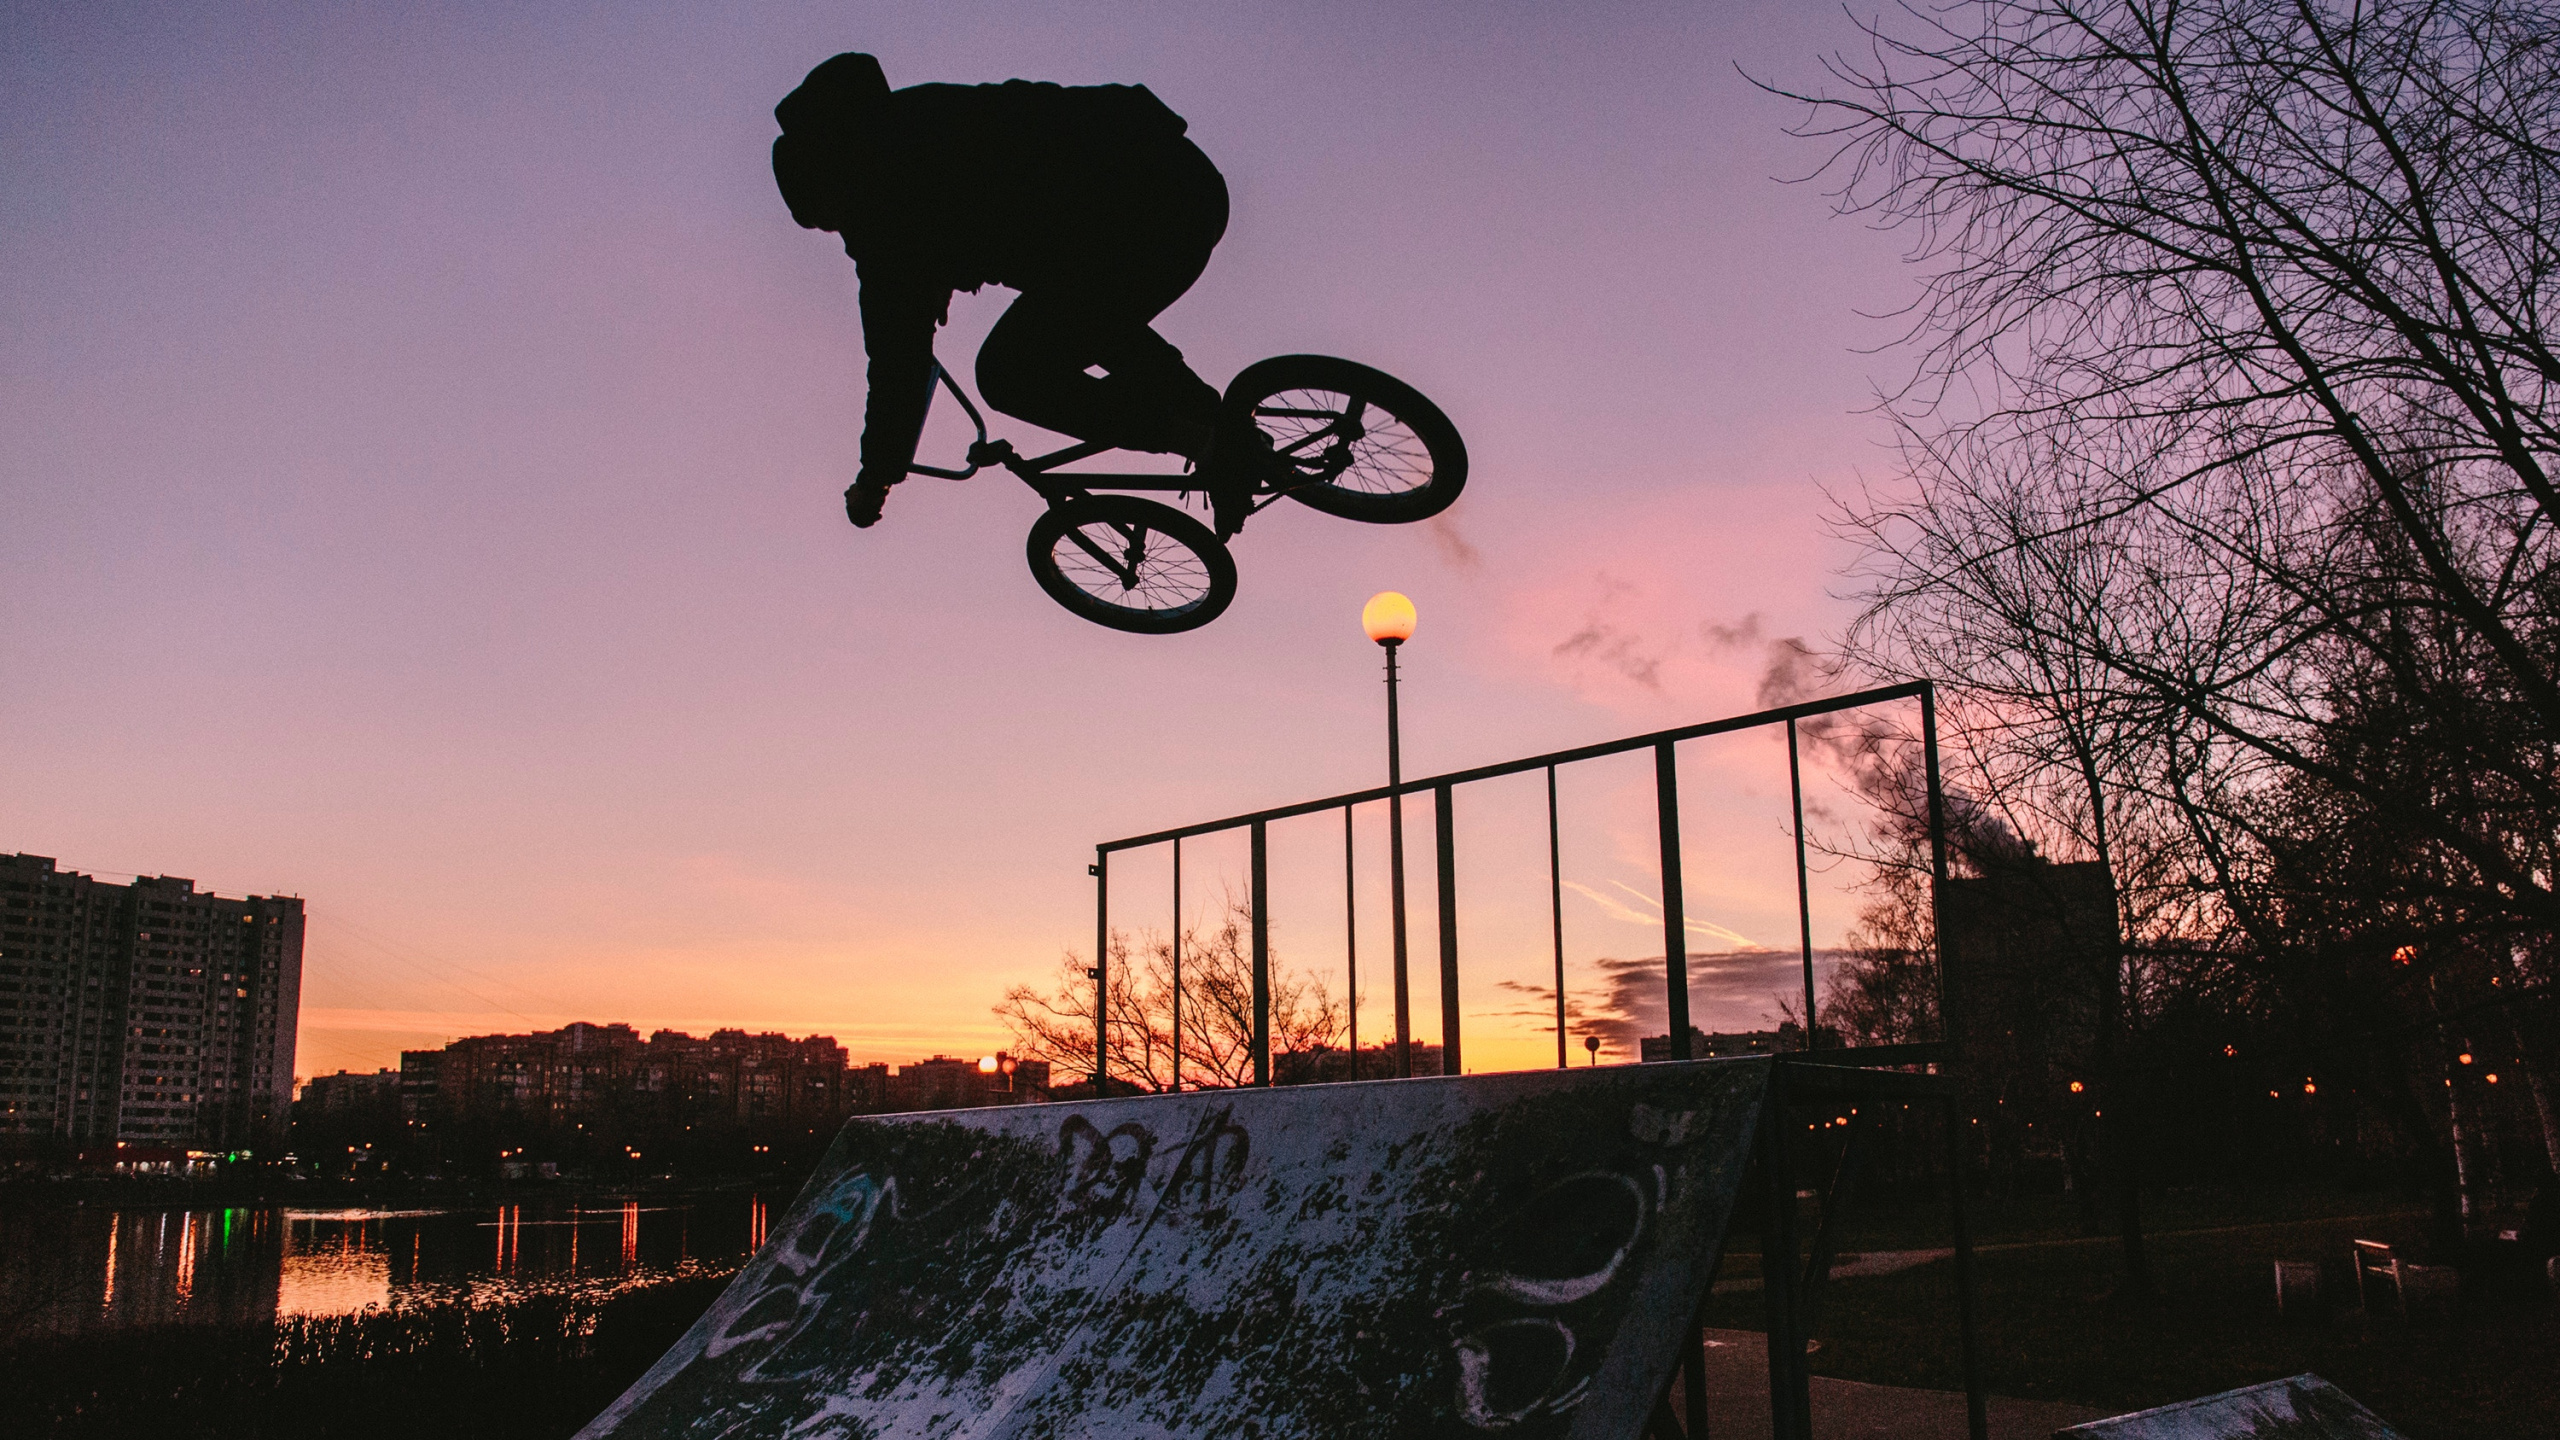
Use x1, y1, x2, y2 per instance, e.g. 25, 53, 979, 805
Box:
1250, 388, 1432, 498
1064, 521, 1142, 587
1052, 519, 1214, 614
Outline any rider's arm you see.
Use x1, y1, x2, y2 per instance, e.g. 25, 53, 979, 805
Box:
853, 261, 950, 487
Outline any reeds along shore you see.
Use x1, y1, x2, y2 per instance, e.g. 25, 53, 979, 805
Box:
5, 1270, 734, 1440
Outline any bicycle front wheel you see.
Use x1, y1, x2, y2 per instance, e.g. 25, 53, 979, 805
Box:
1026, 496, 1238, 634
1224, 355, 1468, 524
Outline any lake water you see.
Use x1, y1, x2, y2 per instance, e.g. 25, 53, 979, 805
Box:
0, 1192, 776, 1340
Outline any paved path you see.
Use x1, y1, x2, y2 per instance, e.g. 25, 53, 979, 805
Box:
1677, 1329, 2109, 1440
1711, 1212, 2424, 1292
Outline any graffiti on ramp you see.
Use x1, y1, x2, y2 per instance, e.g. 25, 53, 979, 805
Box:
579, 1056, 1771, 1440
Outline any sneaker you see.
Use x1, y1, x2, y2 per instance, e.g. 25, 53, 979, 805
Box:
1209, 477, 1251, 538
844, 481, 890, 529
1205, 424, 1281, 537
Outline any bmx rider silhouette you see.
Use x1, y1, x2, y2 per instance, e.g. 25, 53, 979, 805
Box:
773, 53, 1234, 530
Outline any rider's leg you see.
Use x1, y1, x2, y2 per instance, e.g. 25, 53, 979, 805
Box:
976, 289, 1221, 459
974, 137, 1229, 459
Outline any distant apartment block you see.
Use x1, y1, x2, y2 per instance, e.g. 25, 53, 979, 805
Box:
1639, 1024, 1820, 1062
388, 1027, 1054, 1137
402, 1023, 868, 1133
0, 854, 304, 1150
886, 1054, 1050, 1110
300, 1067, 401, 1116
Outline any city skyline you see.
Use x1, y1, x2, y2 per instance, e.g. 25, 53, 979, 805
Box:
5, 1, 1921, 1081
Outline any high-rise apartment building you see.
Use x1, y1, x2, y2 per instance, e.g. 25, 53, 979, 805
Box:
0, 854, 303, 1150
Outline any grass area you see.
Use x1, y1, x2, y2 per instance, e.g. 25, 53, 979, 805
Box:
4, 1272, 733, 1439
1704, 1197, 2558, 1439
1802, 1181, 2433, 1255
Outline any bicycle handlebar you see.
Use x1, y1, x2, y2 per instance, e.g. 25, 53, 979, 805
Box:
907, 359, 992, 480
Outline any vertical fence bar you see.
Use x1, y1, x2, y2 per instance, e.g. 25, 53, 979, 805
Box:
1920, 683, 1951, 1029
1922, 682, 1982, 1440
1761, 1063, 1808, 1440
1946, 1092, 1989, 1440
1344, 805, 1358, 1074
1092, 848, 1108, 1087
1656, 741, 1691, 1060
1436, 783, 1460, 1078
1387, 645, 1412, 1079
1252, 820, 1271, 1086
1549, 765, 1566, 1069
1172, 836, 1183, 1094
1789, 719, 1817, 1051
1681, 1315, 1712, 1440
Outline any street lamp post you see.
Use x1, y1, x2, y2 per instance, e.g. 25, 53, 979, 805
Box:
1363, 591, 1418, 1078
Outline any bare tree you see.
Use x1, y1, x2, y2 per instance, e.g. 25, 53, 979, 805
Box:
995, 898, 1344, 1091
1777, 0, 2560, 1238
1778, 0, 2560, 927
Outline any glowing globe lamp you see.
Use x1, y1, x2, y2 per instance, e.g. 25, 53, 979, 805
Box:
1363, 591, 1417, 646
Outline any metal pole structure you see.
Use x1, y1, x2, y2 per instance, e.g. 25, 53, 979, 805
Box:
1436, 782, 1460, 1078
1171, 836, 1183, 1094
1945, 1092, 1989, 1440
1921, 681, 1984, 1440
1681, 1317, 1712, 1440
1092, 848, 1108, 1088
1920, 683, 1952, 1028
1789, 719, 1817, 1051
1386, 638, 1412, 1079
1656, 741, 1692, 1060
1251, 819, 1271, 1087
1344, 805, 1357, 1075
1760, 1063, 1808, 1440
1549, 765, 1566, 1069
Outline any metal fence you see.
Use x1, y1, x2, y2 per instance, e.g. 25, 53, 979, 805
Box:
1089, 680, 1948, 1086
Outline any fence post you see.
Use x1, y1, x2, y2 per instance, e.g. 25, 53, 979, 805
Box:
1945, 1091, 1988, 1440
1252, 819, 1271, 1086
1920, 683, 1952, 1030
1092, 848, 1108, 1087
1436, 783, 1460, 1077
1549, 765, 1566, 1069
1657, 742, 1691, 1060
1344, 806, 1358, 1072
1789, 719, 1817, 1050
1172, 836, 1183, 1093
1762, 1061, 1809, 1440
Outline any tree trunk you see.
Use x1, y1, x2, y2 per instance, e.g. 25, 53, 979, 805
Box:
2511, 949, 2560, 1172
2074, 744, 2150, 1299
2523, 1058, 2560, 1176
2447, 1076, 2483, 1243
2106, 1090, 2152, 1301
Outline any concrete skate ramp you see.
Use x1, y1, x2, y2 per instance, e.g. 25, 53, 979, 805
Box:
580, 1057, 1770, 1440
2057, 1375, 2408, 1440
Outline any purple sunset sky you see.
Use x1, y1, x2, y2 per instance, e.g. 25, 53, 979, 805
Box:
3, 1, 1926, 1079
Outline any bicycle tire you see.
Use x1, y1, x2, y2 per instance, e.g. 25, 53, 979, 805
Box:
1026, 496, 1238, 634
1222, 355, 1468, 524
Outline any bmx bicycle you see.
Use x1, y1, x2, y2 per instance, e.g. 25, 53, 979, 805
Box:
907, 354, 1467, 633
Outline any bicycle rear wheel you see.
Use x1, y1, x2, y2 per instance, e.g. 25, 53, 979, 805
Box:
1223, 355, 1468, 524
1026, 496, 1237, 634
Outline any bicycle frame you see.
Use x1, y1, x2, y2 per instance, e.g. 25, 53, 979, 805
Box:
906, 362, 1209, 504
907, 359, 1363, 524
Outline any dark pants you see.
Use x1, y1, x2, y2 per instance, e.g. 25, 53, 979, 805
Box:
974, 138, 1228, 458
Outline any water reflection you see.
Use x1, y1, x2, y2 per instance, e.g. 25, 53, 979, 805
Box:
0, 1194, 770, 1340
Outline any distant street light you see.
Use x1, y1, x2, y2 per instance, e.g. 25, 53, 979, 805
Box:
1363, 592, 1418, 1078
